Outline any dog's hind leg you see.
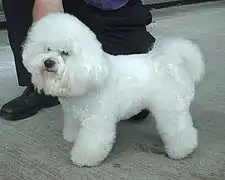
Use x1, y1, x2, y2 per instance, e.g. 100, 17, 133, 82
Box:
148, 95, 198, 159
70, 115, 117, 167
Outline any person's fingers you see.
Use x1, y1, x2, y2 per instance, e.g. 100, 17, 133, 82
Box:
32, 0, 64, 22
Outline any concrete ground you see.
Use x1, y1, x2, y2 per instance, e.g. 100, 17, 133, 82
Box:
142, 0, 180, 5
1, 1, 225, 180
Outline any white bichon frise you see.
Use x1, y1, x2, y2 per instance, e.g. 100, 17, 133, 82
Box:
22, 12, 205, 167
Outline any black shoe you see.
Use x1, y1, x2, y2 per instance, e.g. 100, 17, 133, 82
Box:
128, 109, 150, 121
0, 85, 60, 121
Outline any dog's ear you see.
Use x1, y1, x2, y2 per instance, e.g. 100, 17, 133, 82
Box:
80, 51, 108, 87
87, 57, 109, 87
22, 38, 31, 66
65, 50, 108, 96
72, 39, 109, 87
22, 37, 45, 91
21, 33, 37, 71
21, 38, 38, 74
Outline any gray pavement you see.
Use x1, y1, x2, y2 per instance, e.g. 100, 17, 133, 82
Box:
142, 0, 180, 5
1, 1, 225, 180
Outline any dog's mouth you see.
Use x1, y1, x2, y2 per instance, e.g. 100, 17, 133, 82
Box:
44, 68, 57, 73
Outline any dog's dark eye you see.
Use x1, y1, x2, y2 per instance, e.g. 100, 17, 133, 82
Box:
47, 47, 51, 52
60, 50, 69, 56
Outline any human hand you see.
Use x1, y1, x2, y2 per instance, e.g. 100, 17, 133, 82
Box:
32, 0, 64, 22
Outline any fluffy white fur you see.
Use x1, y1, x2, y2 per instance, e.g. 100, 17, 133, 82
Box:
22, 12, 205, 167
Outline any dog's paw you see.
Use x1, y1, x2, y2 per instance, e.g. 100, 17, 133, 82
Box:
165, 127, 198, 159
70, 145, 105, 167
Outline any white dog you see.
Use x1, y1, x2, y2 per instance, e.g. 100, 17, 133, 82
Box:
22, 12, 205, 167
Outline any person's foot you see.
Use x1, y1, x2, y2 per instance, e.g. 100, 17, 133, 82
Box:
0, 84, 148, 121
128, 109, 150, 121
0, 84, 60, 121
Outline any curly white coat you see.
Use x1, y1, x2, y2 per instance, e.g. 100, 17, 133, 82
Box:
22, 13, 205, 167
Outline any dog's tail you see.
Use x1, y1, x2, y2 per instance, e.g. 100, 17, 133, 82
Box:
150, 38, 205, 83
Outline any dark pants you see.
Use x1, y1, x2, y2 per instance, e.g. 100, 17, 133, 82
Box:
2, 0, 155, 86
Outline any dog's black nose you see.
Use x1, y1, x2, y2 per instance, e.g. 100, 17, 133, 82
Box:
44, 59, 55, 69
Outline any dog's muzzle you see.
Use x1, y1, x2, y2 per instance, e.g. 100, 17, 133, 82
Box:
43, 58, 57, 72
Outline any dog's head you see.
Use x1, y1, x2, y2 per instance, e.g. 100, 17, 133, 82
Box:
22, 13, 108, 97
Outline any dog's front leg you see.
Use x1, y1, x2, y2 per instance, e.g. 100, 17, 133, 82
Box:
63, 116, 80, 143
70, 116, 116, 167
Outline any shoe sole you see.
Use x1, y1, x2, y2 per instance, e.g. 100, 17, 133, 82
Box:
0, 101, 60, 121
0, 103, 147, 121
0, 108, 39, 121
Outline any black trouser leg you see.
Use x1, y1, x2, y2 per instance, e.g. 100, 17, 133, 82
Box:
1, 0, 60, 121
2, 0, 34, 86
64, 0, 155, 55
88, 0, 155, 55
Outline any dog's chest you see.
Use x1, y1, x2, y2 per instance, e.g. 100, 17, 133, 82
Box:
59, 94, 102, 119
